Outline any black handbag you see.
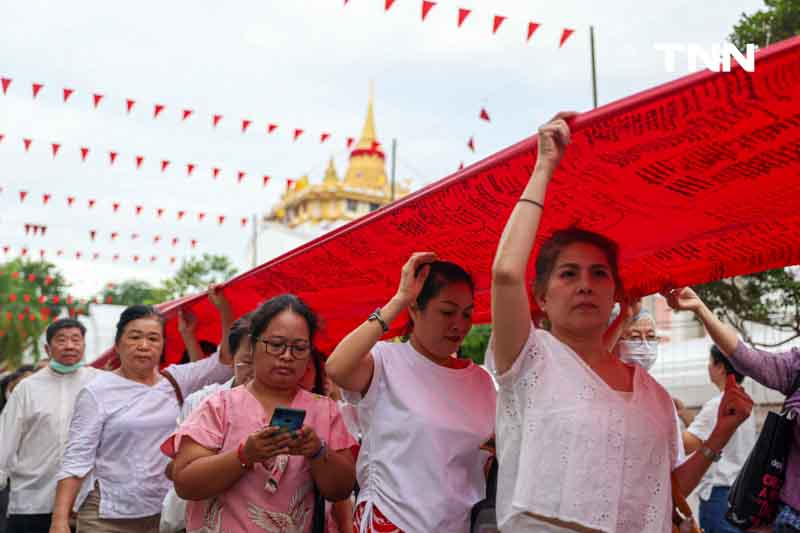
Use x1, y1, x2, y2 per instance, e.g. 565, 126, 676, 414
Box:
726, 372, 800, 529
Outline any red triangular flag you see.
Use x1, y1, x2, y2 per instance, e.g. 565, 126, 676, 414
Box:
43, 193, 51, 204
57, 250, 64, 257
75, 251, 82, 259
153, 235, 161, 243
559, 28, 575, 48
385, 0, 396, 11
171, 237, 179, 246
527, 22, 541, 42
1, 77, 11, 94
217, 215, 225, 225
92, 93, 104, 108
133, 255, 140, 263
23, 138, 32, 151
150, 255, 157, 263
286, 178, 295, 189
241, 119, 252, 133
186, 163, 195, 176
293, 128, 304, 141
347, 137, 354, 149
191, 239, 198, 248
267, 123, 278, 134
51, 143, 60, 157
153, 104, 165, 118
25, 223, 31, 234
0, 133, 4, 142
262, 175, 270, 186
135, 155, 144, 168
126, 99, 135, 113
212, 167, 220, 179
39, 249, 46, 259
19, 190, 28, 202
182, 109, 193, 120
63, 88, 74, 102
198, 212, 206, 221
492, 15, 506, 34
109, 151, 118, 165
157, 208, 165, 218
88, 199, 96, 209
237, 171, 246, 183
457, 8, 471, 27
32, 83, 44, 98
241, 217, 248, 227
161, 160, 170, 172
80, 147, 89, 161
212, 114, 223, 127
479, 108, 490, 122
67, 196, 75, 206
422, 1, 436, 21
177, 210, 185, 220
40, 226, 47, 236
89, 230, 97, 241
467, 136, 475, 152
93, 252, 100, 261
20, 248, 27, 256
112, 202, 120, 212
135, 205, 143, 215
320, 133, 331, 143
111, 231, 119, 240
31, 225, 39, 236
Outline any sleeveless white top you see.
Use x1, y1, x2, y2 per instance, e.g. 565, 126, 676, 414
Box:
343, 341, 497, 533
486, 325, 682, 533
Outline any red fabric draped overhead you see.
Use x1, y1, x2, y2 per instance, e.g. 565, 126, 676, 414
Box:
94, 36, 800, 368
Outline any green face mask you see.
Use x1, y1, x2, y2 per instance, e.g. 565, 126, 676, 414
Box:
50, 359, 85, 374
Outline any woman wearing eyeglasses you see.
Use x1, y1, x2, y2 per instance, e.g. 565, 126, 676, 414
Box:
162, 293, 357, 533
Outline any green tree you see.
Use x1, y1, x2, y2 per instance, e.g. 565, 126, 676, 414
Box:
161, 254, 237, 299
696, 1, 800, 348
0, 259, 70, 368
98, 280, 168, 306
460, 324, 492, 365
729, 0, 800, 49
695, 269, 800, 348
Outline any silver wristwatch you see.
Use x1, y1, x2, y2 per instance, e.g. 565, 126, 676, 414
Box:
700, 445, 722, 462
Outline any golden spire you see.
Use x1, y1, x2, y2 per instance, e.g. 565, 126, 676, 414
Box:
355, 85, 379, 151
323, 156, 339, 185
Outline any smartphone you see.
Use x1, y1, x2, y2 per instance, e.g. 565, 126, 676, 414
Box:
269, 407, 306, 432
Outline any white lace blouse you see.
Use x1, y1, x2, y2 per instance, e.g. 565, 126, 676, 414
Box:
486, 324, 682, 533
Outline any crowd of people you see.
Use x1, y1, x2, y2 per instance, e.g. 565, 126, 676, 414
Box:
0, 113, 798, 533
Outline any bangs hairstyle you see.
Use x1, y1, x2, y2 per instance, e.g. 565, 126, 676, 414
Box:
248, 294, 319, 346
533, 227, 623, 300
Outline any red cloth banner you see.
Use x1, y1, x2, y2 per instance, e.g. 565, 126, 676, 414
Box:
95, 38, 800, 368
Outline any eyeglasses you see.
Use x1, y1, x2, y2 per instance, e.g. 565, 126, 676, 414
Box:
254, 337, 311, 360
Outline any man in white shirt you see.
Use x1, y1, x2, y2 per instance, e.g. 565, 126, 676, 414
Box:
684, 345, 757, 533
0, 318, 99, 533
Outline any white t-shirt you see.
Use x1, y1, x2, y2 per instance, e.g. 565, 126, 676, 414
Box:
687, 392, 757, 501
486, 325, 682, 533
343, 341, 497, 533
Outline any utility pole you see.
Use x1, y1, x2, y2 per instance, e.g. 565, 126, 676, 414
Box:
390, 138, 397, 202
251, 213, 258, 268
590, 25, 598, 109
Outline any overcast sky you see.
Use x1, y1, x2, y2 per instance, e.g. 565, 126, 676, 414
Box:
0, 0, 765, 297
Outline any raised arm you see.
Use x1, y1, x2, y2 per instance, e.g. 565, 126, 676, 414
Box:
491, 112, 576, 375
326, 252, 436, 395
208, 284, 235, 366
662, 287, 738, 355
178, 309, 203, 362
603, 299, 640, 353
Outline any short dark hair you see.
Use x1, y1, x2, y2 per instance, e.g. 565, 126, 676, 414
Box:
249, 294, 319, 347
534, 227, 622, 300
229, 314, 253, 355
309, 349, 327, 395
710, 345, 745, 383
405, 261, 474, 338
114, 305, 165, 345
46, 318, 87, 344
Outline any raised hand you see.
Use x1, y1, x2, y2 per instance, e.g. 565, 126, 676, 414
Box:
715, 374, 754, 436
207, 284, 229, 311
662, 287, 704, 313
395, 252, 438, 306
177, 309, 198, 335
535, 111, 578, 173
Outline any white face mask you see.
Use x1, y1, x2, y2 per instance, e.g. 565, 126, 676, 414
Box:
618, 340, 659, 371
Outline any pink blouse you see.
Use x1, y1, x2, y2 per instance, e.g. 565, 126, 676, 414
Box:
161, 387, 357, 533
